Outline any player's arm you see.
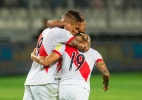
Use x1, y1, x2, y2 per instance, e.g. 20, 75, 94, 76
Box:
96, 60, 110, 91
67, 34, 90, 52
46, 20, 65, 28
47, 20, 90, 52
31, 48, 61, 66
46, 19, 90, 48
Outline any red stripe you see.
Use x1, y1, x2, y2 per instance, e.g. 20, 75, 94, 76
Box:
52, 50, 62, 72
56, 58, 62, 72
39, 44, 49, 72
65, 46, 90, 81
39, 44, 48, 56
37, 34, 49, 72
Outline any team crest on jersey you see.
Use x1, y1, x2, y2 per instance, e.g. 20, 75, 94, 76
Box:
55, 43, 62, 50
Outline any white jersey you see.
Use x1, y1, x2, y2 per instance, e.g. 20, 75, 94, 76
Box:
24, 27, 75, 85
53, 44, 103, 91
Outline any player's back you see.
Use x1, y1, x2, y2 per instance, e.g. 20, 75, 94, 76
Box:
55, 45, 103, 91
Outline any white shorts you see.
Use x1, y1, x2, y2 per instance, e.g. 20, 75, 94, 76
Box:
59, 84, 90, 100
23, 83, 59, 100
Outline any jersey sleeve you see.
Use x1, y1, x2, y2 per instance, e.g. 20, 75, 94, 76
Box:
94, 51, 103, 64
52, 44, 65, 56
57, 29, 75, 45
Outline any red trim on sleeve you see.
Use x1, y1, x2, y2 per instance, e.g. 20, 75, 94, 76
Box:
37, 43, 49, 73
52, 50, 62, 57
65, 37, 75, 45
96, 59, 103, 63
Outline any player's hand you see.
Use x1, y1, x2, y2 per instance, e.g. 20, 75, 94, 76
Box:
46, 20, 65, 28
79, 33, 91, 52
31, 48, 36, 59
83, 45, 90, 52
32, 48, 36, 55
79, 42, 90, 52
103, 81, 109, 92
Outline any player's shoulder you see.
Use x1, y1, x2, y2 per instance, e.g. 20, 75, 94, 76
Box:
50, 27, 70, 33
42, 28, 50, 32
50, 27, 65, 31
89, 48, 100, 54
50, 27, 60, 31
59, 28, 71, 34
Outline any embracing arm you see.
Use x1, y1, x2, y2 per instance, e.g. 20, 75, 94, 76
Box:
96, 60, 110, 91
67, 33, 90, 52
46, 20, 90, 52
46, 20, 65, 28
31, 48, 61, 66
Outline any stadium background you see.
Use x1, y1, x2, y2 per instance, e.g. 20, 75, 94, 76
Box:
0, 0, 142, 100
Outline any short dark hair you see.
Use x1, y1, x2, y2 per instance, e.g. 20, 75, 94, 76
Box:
63, 10, 80, 24
68, 10, 84, 22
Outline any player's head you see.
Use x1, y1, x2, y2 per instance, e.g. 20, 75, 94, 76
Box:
68, 10, 86, 33
62, 10, 82, 36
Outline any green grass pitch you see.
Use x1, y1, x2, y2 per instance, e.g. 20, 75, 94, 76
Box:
0, 72, 142, 100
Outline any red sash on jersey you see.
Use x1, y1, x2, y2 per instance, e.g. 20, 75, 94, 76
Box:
37, 33, 49, 72
65, 46, 90, 81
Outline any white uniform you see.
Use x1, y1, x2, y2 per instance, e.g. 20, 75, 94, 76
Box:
23, 28, 75, 100
53, 44, 103, 100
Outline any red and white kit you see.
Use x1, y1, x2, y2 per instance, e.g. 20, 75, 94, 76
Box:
23, 27, 74, 100
53, 44, 103, 100
25, 27, 74, 85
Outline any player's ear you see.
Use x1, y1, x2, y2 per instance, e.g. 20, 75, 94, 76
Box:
64, 23, 72, 33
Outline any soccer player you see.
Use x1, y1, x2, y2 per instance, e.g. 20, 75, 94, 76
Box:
31, 34, 110, 100
23, 10, 89, 100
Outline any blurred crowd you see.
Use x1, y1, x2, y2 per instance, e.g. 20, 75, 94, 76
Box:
0, 0, 142, 9
0, 0, 142, 42
0, 0, 142, 75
